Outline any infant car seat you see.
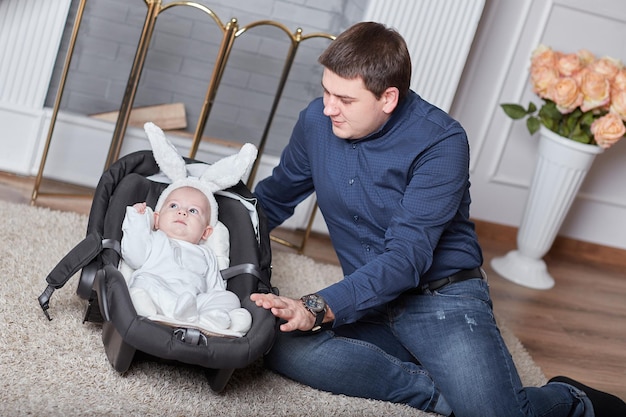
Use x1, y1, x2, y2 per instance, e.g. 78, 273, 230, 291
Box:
38, 149, 277, 392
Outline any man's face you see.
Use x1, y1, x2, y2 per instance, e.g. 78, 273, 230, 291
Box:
321, 68, 397, 140
154, 187, 213, 244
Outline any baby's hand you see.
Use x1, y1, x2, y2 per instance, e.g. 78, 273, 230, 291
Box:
133, 202, 147, 214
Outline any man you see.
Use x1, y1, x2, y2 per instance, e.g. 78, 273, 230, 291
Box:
250, 22, 626, 417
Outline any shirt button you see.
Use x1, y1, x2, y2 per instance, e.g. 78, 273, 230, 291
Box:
349, 178, 355, 185
352, 143, 357, 149
352, 215, 359, 222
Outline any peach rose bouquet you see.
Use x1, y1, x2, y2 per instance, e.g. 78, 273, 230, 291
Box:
501, 44, 626, 149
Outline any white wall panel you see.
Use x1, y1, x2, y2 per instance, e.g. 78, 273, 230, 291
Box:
452, 0, 626, 250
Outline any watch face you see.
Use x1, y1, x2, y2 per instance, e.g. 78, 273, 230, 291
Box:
303, 294, 325, 313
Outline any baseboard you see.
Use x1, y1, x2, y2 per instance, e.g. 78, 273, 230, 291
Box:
473, 219, 626, 270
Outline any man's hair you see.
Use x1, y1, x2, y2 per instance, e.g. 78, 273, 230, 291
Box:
318, 21, 411, 101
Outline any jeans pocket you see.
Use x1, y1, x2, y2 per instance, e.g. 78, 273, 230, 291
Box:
434, 278, 493, 307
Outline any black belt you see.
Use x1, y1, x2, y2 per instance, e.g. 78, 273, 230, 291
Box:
410, 267, 484, 295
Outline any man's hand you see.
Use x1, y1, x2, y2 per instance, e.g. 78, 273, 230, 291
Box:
250, 293, 317, 332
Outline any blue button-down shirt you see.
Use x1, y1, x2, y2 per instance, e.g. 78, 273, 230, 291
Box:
254, 90, 483, 325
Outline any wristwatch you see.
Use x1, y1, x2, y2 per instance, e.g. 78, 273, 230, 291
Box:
300, 293, 327, 331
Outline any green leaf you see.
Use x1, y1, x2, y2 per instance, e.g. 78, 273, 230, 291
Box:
570, 107, 583, 119
570, 131, 592, 144
501, 103, 530, 120
571, 124, 593, 144
527, 116, 540, 135
527, 102, 537, 113
539, 101, 562, 120
571, 124, 582, 138
539, 114, 556, 132
580, 111, 596, 128
564, 113, 579, 135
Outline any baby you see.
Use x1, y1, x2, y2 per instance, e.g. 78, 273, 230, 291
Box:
121, 185, 252, 337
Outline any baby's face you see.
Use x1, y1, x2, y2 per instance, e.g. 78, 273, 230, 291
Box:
154, 187, 213, 244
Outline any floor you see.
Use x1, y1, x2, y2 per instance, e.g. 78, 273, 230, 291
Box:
2, 172, 625, 400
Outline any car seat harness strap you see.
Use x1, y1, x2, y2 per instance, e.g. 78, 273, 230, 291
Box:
38, 233, 120, 320
221, 263, 273, 294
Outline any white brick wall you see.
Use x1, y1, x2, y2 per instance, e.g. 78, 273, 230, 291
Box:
45, 0, 365, 156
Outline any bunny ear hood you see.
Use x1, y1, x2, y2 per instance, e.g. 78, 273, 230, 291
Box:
143, 122, 258, 228
144, 121, 188, 182
199, 143, 258, 192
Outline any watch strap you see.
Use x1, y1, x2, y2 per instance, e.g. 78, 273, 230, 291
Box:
312, 308, 324, 328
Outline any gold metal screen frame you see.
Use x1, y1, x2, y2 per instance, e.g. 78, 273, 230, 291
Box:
32, 0, 334, 253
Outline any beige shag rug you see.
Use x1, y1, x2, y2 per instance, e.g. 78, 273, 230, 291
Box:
0, 200, 545, 416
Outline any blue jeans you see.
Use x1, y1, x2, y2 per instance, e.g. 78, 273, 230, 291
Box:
265, 278, 593, 417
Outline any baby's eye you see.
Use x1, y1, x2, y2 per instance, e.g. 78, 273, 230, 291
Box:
169, 203, 178, 209
189, 208, 199, 215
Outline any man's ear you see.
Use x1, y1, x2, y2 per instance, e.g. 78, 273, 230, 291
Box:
382, 87, 399, 114
202, 225, 214, 241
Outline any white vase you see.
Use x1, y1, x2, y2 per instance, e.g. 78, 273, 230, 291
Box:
490, 126, 603, 289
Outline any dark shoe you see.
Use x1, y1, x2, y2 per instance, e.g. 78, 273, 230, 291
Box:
549, 376, 626, 417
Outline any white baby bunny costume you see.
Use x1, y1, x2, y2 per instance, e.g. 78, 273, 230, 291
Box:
121, 122, 257, 337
